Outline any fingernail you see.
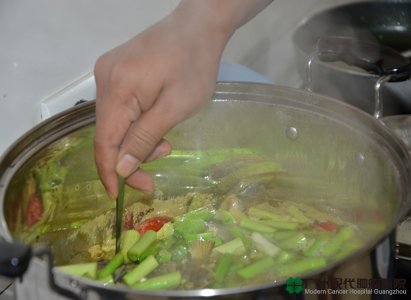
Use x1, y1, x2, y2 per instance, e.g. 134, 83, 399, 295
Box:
116, 154, 140, 178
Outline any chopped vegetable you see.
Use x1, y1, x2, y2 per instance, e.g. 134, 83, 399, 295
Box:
240, 218, 277, 233
278, 257, 327, 277
56, 262, 98, 279
214, 254, 232, 287
305, 232, 329, 257
128, 230, 157, 262
248, 207, 290, 222
215, 209, 236, 224
97, 252, 124, 279
174, 207, 215, 222
213, 237, 246, 255
121, 230, 140, 263
123, 255, 159, 286
132, 271, 182, 290
98, 275, 114, 286
31, 148, 370, 290
237, 256, 275, 279
251, 232, 280, 257
174, 218, 206, 236
136, 216, 171, 235
322, 226, 354, 257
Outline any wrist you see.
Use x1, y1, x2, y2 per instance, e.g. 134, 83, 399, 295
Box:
173, 0, 273, 39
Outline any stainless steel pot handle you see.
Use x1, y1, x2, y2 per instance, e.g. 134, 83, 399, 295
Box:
305, 36, 411, 118
0, 238, 82, 300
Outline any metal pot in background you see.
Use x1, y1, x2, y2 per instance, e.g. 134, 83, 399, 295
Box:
293, 1, 411, 116
1, 83, 411, 299
381, 114, 411, 294
381, 115, 411, 257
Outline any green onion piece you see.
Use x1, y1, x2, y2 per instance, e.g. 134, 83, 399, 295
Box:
216, 210, 236, 224
240, 218, 277, 233
248, 207, 291, 222
174, 218, 206, 236
98, 275, 114, 286
139, 243, 161, 262
156, 248, 172, 263
278, 257, 327, 277
122, 255, 159, 286
132, 271, 182, 290
175, 207, 215, 222
215, 254, 233, 284
279, 232, 308, 251
286, 205, 311, 224
97, 252, 124, 279
322, 226, 354, 257
183, 232, 221, 245
230, 226, 252, 248
259, 220, 300, 230
56, 262, 98, 279
128, 230, 157, 262
121, 230, 140, 263
270, 230, 299, 241
250, 232, 281, 257
170, 244, 189, 262
305, 232, 329, 257
156, 222, 174, 240
213, 237, 246, 255
275, 250, 293, 264
334, 239, 362, 260
237, 257, 275, 279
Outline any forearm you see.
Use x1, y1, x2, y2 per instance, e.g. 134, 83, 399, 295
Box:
172, 0, 274, 46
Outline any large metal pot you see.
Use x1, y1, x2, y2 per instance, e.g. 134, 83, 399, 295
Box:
293, 1, 411, 116
1, 82, 411, 299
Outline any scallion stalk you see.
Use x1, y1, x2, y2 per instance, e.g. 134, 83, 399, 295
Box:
97, 252, 124, 279
128, 230, 157, 262
122, 255, 159, 286
132, 271, 182, 290
237, 257, 275, 279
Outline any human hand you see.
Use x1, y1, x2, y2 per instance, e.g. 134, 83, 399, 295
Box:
93, 0, 273, 197
94, 3, 231, 197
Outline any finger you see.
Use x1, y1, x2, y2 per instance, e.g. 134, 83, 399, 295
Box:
94, 139, 118, 199
115, 92, 184, 178
144, 139, 172, 162
94, 89, 141, 197
125, 169, 155, 194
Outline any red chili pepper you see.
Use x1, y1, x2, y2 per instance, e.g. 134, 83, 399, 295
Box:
26, 194, 43, 226
316, 221, 337, 232
136, 216, 171, 235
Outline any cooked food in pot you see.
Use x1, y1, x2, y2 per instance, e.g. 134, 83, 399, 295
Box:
4, 91, 406, 296
10, 139, 385, 291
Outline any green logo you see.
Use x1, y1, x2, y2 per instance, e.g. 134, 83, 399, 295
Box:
286, 277, 303, 294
